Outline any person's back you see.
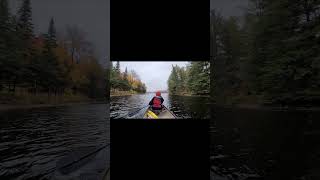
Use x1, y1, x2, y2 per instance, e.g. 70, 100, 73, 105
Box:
149, 91, 164, 111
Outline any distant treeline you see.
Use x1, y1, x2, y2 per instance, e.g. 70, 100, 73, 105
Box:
211, 0, 320, 106
0, 0, 106, 100
168, 62, 210, 96
110, 62, 146, 93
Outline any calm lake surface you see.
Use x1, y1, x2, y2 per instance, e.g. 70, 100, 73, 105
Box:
110, 92, 211, 119
0, 103, 109, 180
211, 106, 320, 180
2, 100, 320, 179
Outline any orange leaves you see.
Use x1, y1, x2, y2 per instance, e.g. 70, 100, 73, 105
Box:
53, 46, 74, 72
126, 71, 144, 89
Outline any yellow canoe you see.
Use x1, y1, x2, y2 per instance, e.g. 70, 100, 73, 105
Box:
143, 105, 177, 119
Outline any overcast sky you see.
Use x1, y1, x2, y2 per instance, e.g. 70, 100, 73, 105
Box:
7, 0, 248, 69
113, 61, 189, 92
210, 0, 248, 17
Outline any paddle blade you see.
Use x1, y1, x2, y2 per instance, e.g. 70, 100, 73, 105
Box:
127, 106, 149, 117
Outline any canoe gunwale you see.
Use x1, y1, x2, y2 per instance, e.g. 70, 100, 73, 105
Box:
162, 105, 178, 118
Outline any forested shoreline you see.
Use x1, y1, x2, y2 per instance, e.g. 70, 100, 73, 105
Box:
109, 62, 146, 96
211, 0, 320, 106
168, 62, 210, 96
0, 0, 106, 105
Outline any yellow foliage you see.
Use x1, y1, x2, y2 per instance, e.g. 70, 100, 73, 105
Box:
54, 47, 73, 67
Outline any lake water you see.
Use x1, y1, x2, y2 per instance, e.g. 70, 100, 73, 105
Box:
0, 103, 109, 180
1, 100, 319, 179
211, 106, 320, 179
110, 92, 211, 119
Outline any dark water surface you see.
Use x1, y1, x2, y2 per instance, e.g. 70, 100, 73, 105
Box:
3, 100, 319, 179
0, 103, 109, 180
110, 93, 210, 119
211, 106, 320, 180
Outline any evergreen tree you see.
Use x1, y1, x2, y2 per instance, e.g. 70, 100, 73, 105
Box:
187, 62, 209, 94
42, 17, 64, 93
47, 17, 57, 48
168, 62, 210, 96
177, 66, 187, 93
0, 0, 24, 92
246, 0, 320, 104
124, 67, 128, 80
16, 0, 34, 90
0, 0, 10, 51
109, 63, 146, 93
44, 17, 58, 51
115, 61, 120, 75
168, 65, 178, 94
210, 10, 223, 99
210, 0, 320, 105
0, 1, 107, 99
17, 0, 33, 53
0, 0, 11, 84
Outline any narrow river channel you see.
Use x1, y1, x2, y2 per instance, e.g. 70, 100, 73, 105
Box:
110, 92, 211, 119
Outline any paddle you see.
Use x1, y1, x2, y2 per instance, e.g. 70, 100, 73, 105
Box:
48, 144, 110, 176
117, 105, 149, 119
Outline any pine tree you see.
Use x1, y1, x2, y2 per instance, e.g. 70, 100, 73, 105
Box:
16, 0, 34, 90
44, 18, 58, 51
0, 0, 11, 83
115, 61, 120, 75
168, 62, 210, 95
0, 0, 10, 47
209, 0, 320, 105
177, 66, 187, 93
0, 0, 23, 92
47, 17, 57, 48
124, 67, 128, 80
42, 17, 62, 93
120, 67, 130, 91
246, 0, 320, 103
17, 0, 33, 52
168, 65, 178, 94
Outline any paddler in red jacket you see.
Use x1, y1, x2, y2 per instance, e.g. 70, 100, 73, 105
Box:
148, 91, 164, 112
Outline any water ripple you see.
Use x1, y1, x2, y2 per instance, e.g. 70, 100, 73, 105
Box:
0, 103, 109, 179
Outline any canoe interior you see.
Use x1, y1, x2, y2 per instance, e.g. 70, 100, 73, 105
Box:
143, 106, 176, 119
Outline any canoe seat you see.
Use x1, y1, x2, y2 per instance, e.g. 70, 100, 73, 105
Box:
152, 109, 161, 115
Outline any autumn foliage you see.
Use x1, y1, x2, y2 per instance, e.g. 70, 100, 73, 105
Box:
110, 62, 146, 93
0, 0, 106, 100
